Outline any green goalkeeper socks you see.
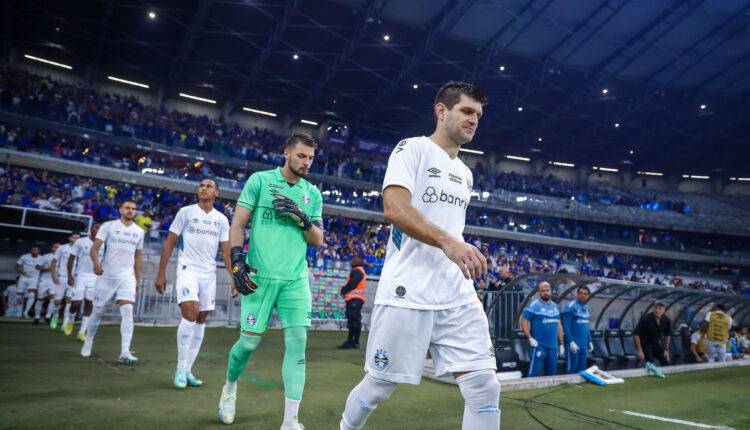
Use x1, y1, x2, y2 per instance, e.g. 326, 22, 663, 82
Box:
282, 326, 308, 401
226, 333, 262, 382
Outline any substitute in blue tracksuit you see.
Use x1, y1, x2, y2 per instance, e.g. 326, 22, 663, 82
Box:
562, 285, 593, 374
520, 281, 564, 377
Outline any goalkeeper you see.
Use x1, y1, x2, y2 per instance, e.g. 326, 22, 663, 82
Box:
217, 133, 324, 430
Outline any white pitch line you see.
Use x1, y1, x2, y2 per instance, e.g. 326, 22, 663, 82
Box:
611, 410, 735, 429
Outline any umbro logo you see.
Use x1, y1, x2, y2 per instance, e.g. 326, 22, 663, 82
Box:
427, 167, 441, 178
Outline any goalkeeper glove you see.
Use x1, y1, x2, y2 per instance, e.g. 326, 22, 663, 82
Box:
272, 194, 312, 231
569, 341, 579, 354
230, 246, 258, 295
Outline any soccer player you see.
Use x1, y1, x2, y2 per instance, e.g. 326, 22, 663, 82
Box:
520, 281, 565, 377
705, 303, 732, 363
66, 223, 101, 340
155, 179, 233, 389
339, 82, 499, 430
81, 201, 144, 365
50, 233, 81, 331
218, 133, 324, 429
34, 244, 58, 325
16, 246, 42, 319
562, 285, 593, 374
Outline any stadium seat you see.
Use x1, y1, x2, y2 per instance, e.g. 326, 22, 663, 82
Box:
590, 330, 614, 370
511, 330, 531, 376
606, 329, 637, 369
620, 329, 640, 366
669, 330, 685, 365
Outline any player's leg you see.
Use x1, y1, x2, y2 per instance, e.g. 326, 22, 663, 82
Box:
527, 346, 546, 377
433, 301, 500, 430
174, 271, 200, 388
576, 347, 588, 373
340, 305, 430, 430
218, 278, 277, 424
22, 279, 36, 319
545, 346, 559, 376
65, 280, 84, 335
81, 277, 116, 357
34, 288, 46, 325
185, 275, 215, 387
276, 277, 314, 429
115, 276, 138, 364
78, 276, 96, 341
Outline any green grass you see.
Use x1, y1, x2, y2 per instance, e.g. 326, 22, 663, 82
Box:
1, 323, 748, 429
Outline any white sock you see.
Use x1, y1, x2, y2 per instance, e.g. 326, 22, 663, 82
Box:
187, 322, 206, 373
176, 318, 196, 370
284, 397, 301, 424
23, 292, 35, 316
224, 380, 237, 394
34, 300, 43, 319
86, 306, 104, 344
456, 370, 501, 430
63, 303, 72, 324
79, 316, 90, 335
46, 302, 57, 318
119, 304, 134, 354
341, 374, 397, 429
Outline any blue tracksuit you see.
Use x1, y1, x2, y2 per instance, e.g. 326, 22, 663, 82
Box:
523, 299, 561, 377
562, 300, 591, 374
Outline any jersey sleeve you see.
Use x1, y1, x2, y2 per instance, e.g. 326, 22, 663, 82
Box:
220, 216, 230, 242
521, 304, 535, 322
382, 139, 420, 194
169, 208, 186, 236
309, 187, 323, 222
53, 247, 63, 263
96, 222, 109, 243
237, 173, 262, 210
704, 311, 711, 322
136, 229, 144, 251
691, 332, 699, 344
16, 255, 24, 266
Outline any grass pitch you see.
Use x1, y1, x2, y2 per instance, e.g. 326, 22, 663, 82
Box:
1, 323, 748, 429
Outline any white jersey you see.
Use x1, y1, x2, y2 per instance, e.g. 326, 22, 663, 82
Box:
376, 136, 476, 310
53, 243, 74, 278
17, 253, 43, 279
96, 219, 144, 278
3, 284, 18, 298
70, 236, 100, 276
169, 204, 229, 275
38, 253, 54, 282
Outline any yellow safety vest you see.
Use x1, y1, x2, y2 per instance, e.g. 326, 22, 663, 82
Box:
707, 311, 730, 343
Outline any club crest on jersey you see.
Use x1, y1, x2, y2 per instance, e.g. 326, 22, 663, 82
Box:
302, 194, 311, 205
395, 286, 406, 298
374, 349, 389, 369
213, 220, 221, 228
182, 288, 190, 296
246, 313, 257, 327
536, 351, 543, 357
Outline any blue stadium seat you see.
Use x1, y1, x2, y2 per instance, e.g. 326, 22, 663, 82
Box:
590, 330, 613, 370
669, 329, 685, 365
606, 329, 637, 369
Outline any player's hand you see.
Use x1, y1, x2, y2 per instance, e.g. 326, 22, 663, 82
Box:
67, 276, 75, 287
93, 262, 103, 276
230, 246, 258, 295
272, 194, 312, 231
227, 276, 239, 298
588, 342, 594, 353
664, 349, 670, 361
441, 239, 487, 279
528, 337, 539, 348
135, 277, 141, 294
636, 350, 645, 362
569, 341, 579, 354
559, 344, 565, 356
52, 274, 59, 284
155, 273, 167, 295
694, 355, 703, 363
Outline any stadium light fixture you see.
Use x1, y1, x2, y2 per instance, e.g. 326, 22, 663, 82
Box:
593, 166, 619, 172
614, 122, 620, 128
629, 149, 635, 155
517, 106, 523, 112
383, 34, 390, 42
23, 54, 72, 70
179, 92, 216, 104
242, 107, 277, 118
602, 88, 608, 95
550, 161, 575, 168
147, 10, 157, 19
638, 171, 664, 177
732, 177, 750, 181
107, 75, 149, 89
459, 148, 484, 155
292, 53, 300, 61
499, 65, 505, 71
684, 174, 710, 180
412, 83, 419, 90
537, 137, 543, 142
505, 155, 530, 162
300, 119, 318, 126
700, 104, 706, 110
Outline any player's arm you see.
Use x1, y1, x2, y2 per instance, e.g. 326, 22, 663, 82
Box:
271, 193, 323, 247
50, 257, 59, 284
66, 253, 76, 286
519, 315, 538, 348
561, 310, 572, 345
557, 320, 564, 346
134, 249, 142, 293
15, 261, 24, 276
383, 185, 486, 279
91, 239, 104, 275
220, 240, 238, 298
155, 232, 179, 294
229, 205, 258, 295
302, 221, 324, 247
690, 337, 702, 362
230, 206, 251, 248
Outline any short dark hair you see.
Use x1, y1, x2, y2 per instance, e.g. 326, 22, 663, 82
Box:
200, 177, 219, 190
434, 81, 488, 110
285, 133, 317, 149
716, 303, 726, 311
577, 285, 591, 294
119, 200, 136, 207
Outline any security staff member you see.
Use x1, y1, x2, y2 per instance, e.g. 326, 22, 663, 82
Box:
338, 255, 366, 350
634, 300, 672, 366
705, 303, 732, 363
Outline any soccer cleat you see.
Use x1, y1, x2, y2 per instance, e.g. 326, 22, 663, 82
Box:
280, 420, 305, 430
77, 332, 86, 342
337, 341, 355, 350
63, 322, 74, 336
174, 369, 188, 390
33, 318, 39, 326
59, 322, 65, 332
119, 351, 139, 365
645, 361, 666, 378
218, 385, 237, 424
80, 341, 93, 358
187, 373, 203, 387
50, 314, 59, 330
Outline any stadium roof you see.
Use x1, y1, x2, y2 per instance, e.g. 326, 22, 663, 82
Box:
7, 0, 750, 173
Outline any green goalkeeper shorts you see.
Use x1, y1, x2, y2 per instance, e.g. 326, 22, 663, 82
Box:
240, 277, 311, 333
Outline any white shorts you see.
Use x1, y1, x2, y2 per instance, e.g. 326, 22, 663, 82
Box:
70, 274, 97, 301
93, 276, 136, 307
18, 276, 38, 293
175, 268, 216, 312
36, 280, 55, 298
52, 278, 68, 299
364, 301, 496, 384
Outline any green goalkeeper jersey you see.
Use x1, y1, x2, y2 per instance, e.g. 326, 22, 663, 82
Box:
237, 167, 323, 280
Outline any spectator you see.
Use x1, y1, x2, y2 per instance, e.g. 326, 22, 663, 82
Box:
689, 321, 708, 363
705, 304, 732, 363
520, 281, 564, 377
